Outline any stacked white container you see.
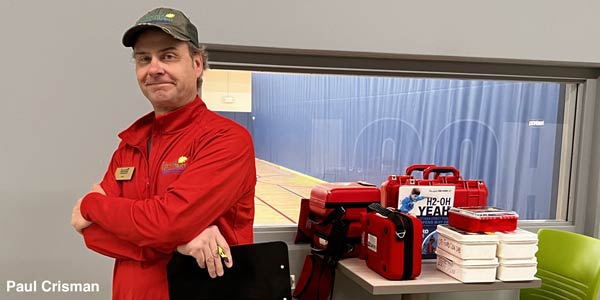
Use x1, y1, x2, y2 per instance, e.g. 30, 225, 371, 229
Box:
495, 229, 538, 281
435, 224, 499, 283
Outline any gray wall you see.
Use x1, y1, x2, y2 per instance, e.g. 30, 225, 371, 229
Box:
1, 1, 600, 299
193, 0, 600, 64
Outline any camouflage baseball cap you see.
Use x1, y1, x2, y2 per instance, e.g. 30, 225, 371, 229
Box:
122, 7, 199, 48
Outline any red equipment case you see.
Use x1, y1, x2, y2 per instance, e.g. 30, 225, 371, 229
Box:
421, 166, 488, 207
296, 196, 364, 258
364, 204, 422, 280
380, 164, 435, 209
384, 166, 488, 208
310, 182, 380, 221
448, 206, 519, 232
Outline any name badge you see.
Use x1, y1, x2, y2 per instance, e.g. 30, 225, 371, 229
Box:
115, 167, 135, 181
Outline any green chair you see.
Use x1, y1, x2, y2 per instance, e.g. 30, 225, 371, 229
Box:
520, 228, 600, 300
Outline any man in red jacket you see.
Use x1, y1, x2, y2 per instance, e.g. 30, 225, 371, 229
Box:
70, 7, 256, 300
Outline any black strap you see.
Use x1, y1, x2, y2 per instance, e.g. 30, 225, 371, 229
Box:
368, 203, 406, 240
314, 206, 345, 227
397, 213, 414, 280
308, 206, 349, 266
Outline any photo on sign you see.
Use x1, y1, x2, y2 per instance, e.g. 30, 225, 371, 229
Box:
398, 186, 455, 259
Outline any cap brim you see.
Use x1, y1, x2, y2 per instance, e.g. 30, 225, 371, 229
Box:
122, 24, 190, 47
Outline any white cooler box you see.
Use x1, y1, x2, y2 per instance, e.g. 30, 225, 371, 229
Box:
436, 248, 498, 283
497, 257, 538, 281
436, 224, 499, 259
495, 228, 538, 259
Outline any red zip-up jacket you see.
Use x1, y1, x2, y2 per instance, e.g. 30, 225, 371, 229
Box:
80, 97, 256, 300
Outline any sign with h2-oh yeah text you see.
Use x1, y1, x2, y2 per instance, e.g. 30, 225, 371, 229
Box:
398, 186, 455, 259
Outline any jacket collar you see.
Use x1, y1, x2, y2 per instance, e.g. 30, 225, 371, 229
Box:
118, 96, 206, 148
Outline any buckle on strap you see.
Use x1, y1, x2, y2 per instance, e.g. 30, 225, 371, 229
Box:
395, 230, 406, 239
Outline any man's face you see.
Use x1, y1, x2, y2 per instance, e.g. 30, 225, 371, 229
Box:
133, 29, 202, 114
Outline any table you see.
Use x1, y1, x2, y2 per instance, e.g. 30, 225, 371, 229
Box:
333, 259, 541, 300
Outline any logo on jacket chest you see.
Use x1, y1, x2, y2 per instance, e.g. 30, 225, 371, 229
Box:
161, 156, 188, 175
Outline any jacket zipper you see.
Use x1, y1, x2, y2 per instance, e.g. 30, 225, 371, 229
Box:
145, 130, 170, 198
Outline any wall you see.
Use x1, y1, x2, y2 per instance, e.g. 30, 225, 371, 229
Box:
1, 1, 599, 300
194, 0, 600, 65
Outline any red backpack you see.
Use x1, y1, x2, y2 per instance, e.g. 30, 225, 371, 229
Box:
293, 207, 349, 300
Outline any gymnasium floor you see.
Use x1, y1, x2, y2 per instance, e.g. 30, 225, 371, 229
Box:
254, 158, 325, 225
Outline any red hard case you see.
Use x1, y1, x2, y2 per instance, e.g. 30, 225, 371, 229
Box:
382, 166, 488, 208
448, 206, 519, 232
364, 210, 422, 280
310, 182, 380, 221
422, 166, 488, 208
380, 164, 435, 208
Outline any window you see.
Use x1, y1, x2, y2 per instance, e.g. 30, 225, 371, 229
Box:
207, 45, 591, 230
218, 72, 576, 225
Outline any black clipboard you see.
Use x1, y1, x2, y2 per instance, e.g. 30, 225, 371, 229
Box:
167, 241, 292, 300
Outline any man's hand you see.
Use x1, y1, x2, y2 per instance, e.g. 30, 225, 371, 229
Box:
177, 225, 233, 278
71, 197, 92, 234
71, 183, 105, 235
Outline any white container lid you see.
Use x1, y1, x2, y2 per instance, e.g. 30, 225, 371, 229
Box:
437, 224, 499, 244
449, 206, 519, 219
497, 242, 538, 259
495, 228, 538, 243
498, 257, 537, 266
436, 248, 498, 267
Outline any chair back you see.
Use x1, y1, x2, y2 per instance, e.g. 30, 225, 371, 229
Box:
520, 228, 600, 300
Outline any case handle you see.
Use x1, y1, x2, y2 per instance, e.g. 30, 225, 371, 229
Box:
405, 164, 436, 177
423, 166, 460, 180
